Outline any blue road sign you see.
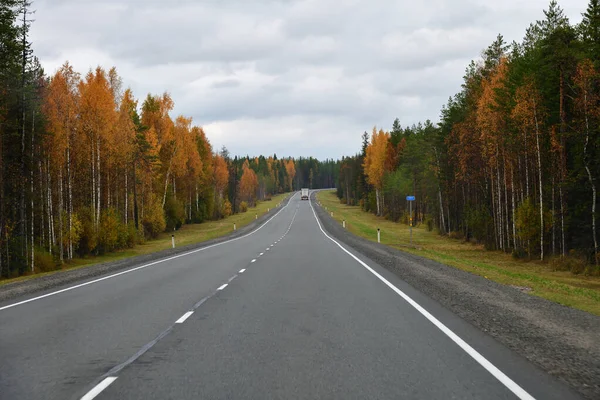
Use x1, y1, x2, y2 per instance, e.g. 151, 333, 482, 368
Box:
406, 196, 415, 201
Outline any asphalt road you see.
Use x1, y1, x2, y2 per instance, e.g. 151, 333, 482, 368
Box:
0, 192, 582, 400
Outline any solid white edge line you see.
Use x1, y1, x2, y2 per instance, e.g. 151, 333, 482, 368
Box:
80, 376, 118, 400
308, 197, 535, 400
175, 311, 193, 324
0, 192, 299, 312
239, 269, 246, 273
217, 284, 228, 291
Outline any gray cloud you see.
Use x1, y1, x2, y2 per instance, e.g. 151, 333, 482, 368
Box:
31, 0, 585, 159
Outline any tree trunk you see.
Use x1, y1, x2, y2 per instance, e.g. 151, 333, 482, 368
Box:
511, 166, 517, 250
533, 98, 544, 261
39, 160, 44, 249
91, 143, 96, 225
439, 188, 446, 234
67, 146, 72, 260
496, 148, 503, 251
162, 164, 172, 208
503, 158, 509, 250
132, 162, 139, 230
559, 185, 565, 258
582, 87, 598, 265
559, 71, 567, 258
47, 159, 55, 252
30, 108, 35, 272
20, 5, 27, 263
59, 168, 64, 263
524, 132, 530, 199
96, 135, 101, 225
552, 176, 556, 256
125, 170, 128, 225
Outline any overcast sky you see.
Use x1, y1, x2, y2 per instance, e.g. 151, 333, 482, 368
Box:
30, 0, 586, 160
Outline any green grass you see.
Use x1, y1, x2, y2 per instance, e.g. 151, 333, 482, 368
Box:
317, 190, 600, 316
1, 193, 290, 286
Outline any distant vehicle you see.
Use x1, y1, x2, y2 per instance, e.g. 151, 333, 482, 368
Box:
301, 188, 309, 200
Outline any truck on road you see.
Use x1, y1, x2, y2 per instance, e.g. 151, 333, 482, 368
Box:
301, 188, 309, 200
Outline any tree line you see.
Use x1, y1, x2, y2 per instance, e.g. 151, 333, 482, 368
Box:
338, 0, 600, 272
0, 0, 338, 278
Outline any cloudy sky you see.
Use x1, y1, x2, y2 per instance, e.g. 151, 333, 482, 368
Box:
30, 0, 586, 160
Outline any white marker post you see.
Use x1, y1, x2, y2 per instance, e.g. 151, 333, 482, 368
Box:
234, 223, 236, 231
255, 214, 258, 220
377, 228, 380, 243
343, 220, 346, 228
171, 234, 175, 248
406, 195, 416, 245
331, 211, 333, 217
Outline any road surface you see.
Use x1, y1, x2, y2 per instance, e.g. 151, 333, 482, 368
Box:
0, 192, 581, 399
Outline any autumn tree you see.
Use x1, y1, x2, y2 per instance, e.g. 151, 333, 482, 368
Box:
42, 62, 80, 260
363, 127, 389, 216
239, 160, 259, 207
284, 159, 296, 191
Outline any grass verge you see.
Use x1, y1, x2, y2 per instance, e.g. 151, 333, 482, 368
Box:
1, 193, 290, 286
317, 190, 600, 316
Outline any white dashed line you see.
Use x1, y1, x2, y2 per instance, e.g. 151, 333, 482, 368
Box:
239, 269, 246, 273
259, 252, 264, 256
81, 377, 118, 400
175, 311, 193, 324
1, 192, 299, 312
251, 259, 256, 263
217, 284, 228, 291
266, 248, 270, 251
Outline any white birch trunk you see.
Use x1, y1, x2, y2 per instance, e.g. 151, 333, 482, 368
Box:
96, 136, 101, 225
533, 98, 544, 261
67, 146, 73, 260
125, 171, 128, 225
59, 168, 64, 263
583, 89, 598, 265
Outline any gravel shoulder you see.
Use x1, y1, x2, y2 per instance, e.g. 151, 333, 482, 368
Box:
0, 195, 292, 304
311, 192, 600, 400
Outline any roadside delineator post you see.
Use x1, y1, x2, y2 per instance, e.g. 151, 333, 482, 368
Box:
343, 220, 346, 228
255, 214, 257, 220
377, 228, 380, 243
172, 234, 175, 248
331, 211, 333, 217
234, 223, 236, 231
406, 195, 416, 245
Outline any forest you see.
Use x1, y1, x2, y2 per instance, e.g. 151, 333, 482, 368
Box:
0, 0, 338, 279
337, 0, 600, 273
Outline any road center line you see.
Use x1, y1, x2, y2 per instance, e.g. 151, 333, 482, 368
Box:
251, 259, 256, 263
175, 311, 193, 324
217, 284, 228, 291
308, 196, 535, 400
80, 377, 117, 400
1, 192, 298, 312
239, 269, 246, 273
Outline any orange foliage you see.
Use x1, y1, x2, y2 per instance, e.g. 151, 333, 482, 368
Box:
239, 160, 259, 206
284, 159, 296, 191
363, 127, 389, 189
